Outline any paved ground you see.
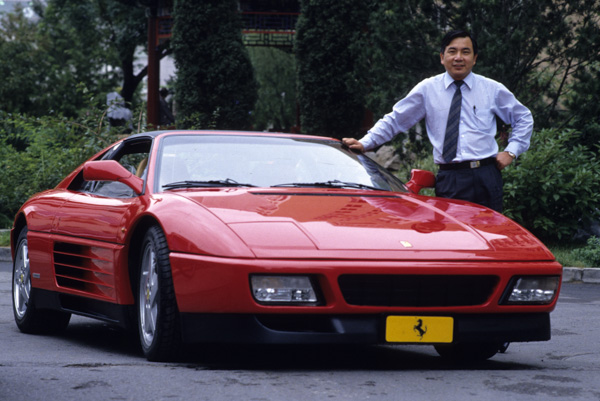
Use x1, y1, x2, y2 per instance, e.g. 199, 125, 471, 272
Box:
1, 274, 599, 401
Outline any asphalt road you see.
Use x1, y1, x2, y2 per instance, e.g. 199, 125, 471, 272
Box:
0, 266, 599, 400
1, 261, 14, 273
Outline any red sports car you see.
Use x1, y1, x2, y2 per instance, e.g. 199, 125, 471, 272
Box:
11, 130, 562, 362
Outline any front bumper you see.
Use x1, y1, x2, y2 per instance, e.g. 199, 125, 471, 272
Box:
179, 312, 551, 345
169, 253, 562, 315
171, 252, 558, 346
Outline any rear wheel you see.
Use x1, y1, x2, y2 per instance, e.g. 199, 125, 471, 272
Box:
434, 342, 502, 362
137, 225, 181, 361
12, 227, 71, 334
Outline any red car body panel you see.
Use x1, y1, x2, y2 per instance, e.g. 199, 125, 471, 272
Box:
18, 174, 561, 309
175, 188, 554, 260
11, 130, 562, 352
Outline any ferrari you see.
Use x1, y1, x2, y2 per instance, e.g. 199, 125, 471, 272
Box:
11, 130, 562, 361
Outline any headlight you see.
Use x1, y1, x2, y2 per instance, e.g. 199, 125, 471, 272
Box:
501, 276, 560, 305
250, 275, 319, 305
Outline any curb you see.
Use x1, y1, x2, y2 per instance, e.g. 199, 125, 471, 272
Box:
0, 246, 597, 283
562, 266, 600, 284
1, 247, 10, 262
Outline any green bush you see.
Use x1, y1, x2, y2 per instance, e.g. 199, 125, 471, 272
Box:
571, 237, 600, 267
0, 98, 122, 223
0, 116, 92, 220
503, 129, 600, 240
0, 230, 8, 246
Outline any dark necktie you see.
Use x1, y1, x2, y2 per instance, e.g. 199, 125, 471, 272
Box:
442, 80, 464, 163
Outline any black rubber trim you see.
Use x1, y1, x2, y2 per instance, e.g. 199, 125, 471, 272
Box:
179, 313, 551, 345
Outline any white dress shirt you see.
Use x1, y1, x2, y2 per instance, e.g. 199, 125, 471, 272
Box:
360, 72, 533, 164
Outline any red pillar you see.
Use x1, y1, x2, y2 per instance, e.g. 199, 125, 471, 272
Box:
147, 9, 160, 128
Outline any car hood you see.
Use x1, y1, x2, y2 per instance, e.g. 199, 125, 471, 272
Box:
173, 188, 554, 261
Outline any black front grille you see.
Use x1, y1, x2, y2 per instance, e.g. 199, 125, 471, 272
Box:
338, 275, 498, 307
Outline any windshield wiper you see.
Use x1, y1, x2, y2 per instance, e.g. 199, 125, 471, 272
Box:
163, 178, 256, 189
272, 180, 384, 191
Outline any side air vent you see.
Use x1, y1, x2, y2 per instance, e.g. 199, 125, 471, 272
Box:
53, 242, 116, 301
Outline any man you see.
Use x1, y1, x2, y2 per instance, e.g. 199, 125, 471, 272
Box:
159, 88, 176, 126
343, 30, 533, 212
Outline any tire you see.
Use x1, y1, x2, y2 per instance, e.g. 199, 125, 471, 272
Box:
12, 227, 71, 334
137, 225, 181, 361
434, 342, 502, 362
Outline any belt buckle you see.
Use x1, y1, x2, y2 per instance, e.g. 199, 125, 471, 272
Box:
469, 161, 480, 168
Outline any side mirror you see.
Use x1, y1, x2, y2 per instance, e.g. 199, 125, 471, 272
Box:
405, 169, 436, 194
83, 160, 144, 195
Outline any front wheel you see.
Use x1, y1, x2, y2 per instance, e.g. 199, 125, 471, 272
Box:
12, 227, 71, 334
137, 225, 181, 361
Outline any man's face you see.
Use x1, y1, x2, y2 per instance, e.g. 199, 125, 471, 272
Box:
440, 36, 477, 81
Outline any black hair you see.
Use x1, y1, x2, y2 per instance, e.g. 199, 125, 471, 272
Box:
440, 30, 478, 55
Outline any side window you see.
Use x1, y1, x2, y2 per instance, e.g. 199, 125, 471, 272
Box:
119, 152, 148, 178
78, 139, 151, 198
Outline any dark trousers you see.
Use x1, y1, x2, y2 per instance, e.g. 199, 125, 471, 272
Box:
435, 164, 503, 212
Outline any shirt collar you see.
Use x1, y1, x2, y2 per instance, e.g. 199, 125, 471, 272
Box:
444, 71, 475, 90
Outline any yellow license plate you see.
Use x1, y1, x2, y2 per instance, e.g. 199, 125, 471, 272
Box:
386, 316, 453, 343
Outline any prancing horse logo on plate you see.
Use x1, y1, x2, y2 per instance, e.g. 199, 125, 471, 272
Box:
414, 318, 427, 339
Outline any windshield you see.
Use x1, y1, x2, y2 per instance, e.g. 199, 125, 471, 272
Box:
156, 134, 407, 193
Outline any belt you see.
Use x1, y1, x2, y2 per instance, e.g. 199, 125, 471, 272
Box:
438, 157, 496, 170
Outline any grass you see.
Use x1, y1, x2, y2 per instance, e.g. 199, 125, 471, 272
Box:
546, 242, 592, 268
549, 247, 586, 267
0, 230, 9, 247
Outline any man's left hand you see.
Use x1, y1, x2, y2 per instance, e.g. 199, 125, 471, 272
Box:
496, 151, 515, 170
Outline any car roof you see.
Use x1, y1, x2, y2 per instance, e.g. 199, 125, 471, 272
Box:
125, 130, 338, 143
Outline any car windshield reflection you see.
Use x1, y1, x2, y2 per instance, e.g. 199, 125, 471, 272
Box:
156, 134, 407, 193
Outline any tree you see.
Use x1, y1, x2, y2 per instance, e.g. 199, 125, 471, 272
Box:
39, 0, 152, 105
35, 1, 123, 116
171, 0, 257, 129
567, 62, 600, 149
562, 6, 600, 149
364, 0, 441, 119
447, 0, 600, 143
0, 8, 48, 115
248, 47, 297, 132
360, 0, 442, 152
95, 0, 151, 104
295, 0, 371, 139
0, 0, 150, 117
